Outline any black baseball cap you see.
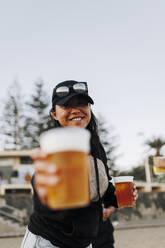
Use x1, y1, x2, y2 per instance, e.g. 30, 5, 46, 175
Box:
52, 80, 94, 107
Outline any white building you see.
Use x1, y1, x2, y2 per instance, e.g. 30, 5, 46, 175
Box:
0, 150, 34, 195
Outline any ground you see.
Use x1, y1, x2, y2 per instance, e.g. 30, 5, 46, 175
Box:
1, 226, 165, 248
115, 226, 165, 248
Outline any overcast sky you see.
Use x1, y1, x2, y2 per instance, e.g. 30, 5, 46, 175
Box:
0, 0, 165, 170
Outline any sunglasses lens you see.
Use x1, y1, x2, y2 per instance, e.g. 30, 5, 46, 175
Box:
73, 83, 87, 93
56, 86, 69, 97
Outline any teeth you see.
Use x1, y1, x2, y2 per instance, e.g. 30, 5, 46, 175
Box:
72, 117, 82, 121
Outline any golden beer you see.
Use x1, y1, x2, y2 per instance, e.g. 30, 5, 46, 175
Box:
153, 157, 165, 175
114, 176, 134, 208
40, 128, 91, 209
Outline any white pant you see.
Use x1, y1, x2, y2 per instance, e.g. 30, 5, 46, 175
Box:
21, 228, 92, 248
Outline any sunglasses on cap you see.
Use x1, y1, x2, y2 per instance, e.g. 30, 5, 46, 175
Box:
55, 82, 88, 97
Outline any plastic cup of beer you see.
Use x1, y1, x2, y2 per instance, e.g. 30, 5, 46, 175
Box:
113, 176, 134, 208
40, 127, 91, 209
153, 157, 165, 175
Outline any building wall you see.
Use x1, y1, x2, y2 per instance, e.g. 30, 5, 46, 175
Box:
0, 166, 13, 182
114, 192, 165, 222
1, 192, 165, 224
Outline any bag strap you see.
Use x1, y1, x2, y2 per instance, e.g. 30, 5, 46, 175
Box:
93, 156, 103, 234
93, 156, 101, 201
98, 142, 111, 180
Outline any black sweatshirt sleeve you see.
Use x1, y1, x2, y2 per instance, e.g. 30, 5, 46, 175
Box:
102, 182, 118, 209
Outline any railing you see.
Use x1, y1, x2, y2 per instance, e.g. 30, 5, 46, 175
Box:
1, 181, 165, 195
135, 181, 165, 192
0, 184, 33, 196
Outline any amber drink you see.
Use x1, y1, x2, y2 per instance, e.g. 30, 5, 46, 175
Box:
40, 127, 91, 209
113, 176, 134, 208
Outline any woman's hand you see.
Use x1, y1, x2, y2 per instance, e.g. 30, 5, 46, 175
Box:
102, 204, 115, 220
132, 183, 138, 206
32, 149, 60, 205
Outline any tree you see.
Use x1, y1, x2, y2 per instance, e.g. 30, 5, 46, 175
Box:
119, 165, 146, 181
145, 136, 165, 156
24, 80, 54, 148
0, 81, 25, 150
97, 115, 118, 175
119, 136, 165, 182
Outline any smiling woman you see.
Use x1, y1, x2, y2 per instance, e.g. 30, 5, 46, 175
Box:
20, 80, 120, 248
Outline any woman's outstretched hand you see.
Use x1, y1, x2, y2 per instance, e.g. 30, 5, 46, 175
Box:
32, 149, 60, 205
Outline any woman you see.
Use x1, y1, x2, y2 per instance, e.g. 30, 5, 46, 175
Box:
21, 80, 137, 248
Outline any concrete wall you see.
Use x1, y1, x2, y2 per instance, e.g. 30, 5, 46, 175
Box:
2, 192, 165, 223
114, 192, 165, 222
4, 194, 33, 217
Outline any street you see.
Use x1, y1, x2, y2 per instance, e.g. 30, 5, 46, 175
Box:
1, 226, 165, 248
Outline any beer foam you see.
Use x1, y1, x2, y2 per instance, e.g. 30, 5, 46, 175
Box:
113, 176, 134, 183
40, 127, 91, 153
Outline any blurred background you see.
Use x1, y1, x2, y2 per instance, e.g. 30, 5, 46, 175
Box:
0, 1, 165, 247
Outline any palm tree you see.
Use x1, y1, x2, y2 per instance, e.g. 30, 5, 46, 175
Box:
145, 137, 165, 156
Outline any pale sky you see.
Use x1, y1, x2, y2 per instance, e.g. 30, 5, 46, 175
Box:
0, 0, 165, 170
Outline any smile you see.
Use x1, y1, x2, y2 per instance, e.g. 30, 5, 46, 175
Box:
69, 117, 84, 121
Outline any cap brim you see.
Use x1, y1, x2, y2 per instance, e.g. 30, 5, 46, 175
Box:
56, 93, 94, 106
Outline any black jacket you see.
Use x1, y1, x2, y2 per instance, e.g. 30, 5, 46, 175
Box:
92, 219, 114, 248
28, 143, 117, 248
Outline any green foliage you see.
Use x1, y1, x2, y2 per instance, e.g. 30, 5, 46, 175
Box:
97, 115, 118, 175
0, 79, 55, 150
131, 166, 146, 181
118, 165, 146, 181
145, 136, 165, 156
0, 81, 25, 150
24, 80, 54, 148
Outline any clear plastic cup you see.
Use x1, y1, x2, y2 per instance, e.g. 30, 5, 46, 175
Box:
113, 176, 134, 208
40, 127, 91, 209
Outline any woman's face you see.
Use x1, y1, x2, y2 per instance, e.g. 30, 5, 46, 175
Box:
52, 96, 91, 128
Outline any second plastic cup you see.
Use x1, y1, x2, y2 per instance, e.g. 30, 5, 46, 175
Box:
113, 176, 134, 208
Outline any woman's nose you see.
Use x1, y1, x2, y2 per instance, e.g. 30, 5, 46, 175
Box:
70, 107, 81, 114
